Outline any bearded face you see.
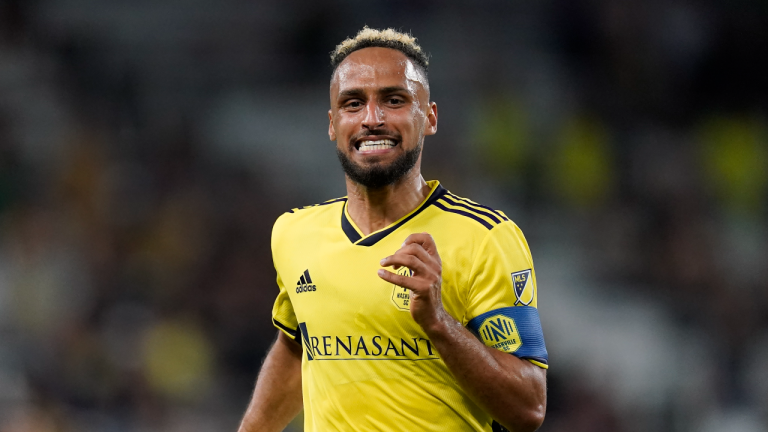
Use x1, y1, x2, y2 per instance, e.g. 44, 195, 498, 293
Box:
328, 47, 436, 190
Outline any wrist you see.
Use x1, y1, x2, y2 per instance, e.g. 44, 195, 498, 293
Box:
420, 308, 455, 338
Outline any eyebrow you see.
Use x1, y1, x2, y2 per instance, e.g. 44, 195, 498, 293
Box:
378, 86, 411, 95
337, 86, 412, 100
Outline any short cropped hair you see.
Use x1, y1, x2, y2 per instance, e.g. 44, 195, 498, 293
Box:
330, 27, 429, 77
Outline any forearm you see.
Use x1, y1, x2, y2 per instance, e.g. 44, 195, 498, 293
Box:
238, 331, 303, 432
424, 314, 546, 432
378, 233, 546, 430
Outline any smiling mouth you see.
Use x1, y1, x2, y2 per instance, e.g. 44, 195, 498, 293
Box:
356, 139, 398, 153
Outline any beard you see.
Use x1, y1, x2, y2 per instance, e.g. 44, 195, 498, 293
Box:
336, 141, 422, 190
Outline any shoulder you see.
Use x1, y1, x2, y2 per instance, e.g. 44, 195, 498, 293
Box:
430, 189, 531, 258
431, 188, 515, 234
272, 196, 347, 238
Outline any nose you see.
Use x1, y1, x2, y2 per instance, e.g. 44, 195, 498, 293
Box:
362, 101, 384, 130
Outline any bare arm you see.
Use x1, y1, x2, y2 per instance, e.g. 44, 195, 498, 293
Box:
425, 314, 546, 431
237, 331, 303, 432
379, 233, 546, 432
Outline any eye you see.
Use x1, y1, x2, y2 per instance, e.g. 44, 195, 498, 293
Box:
387, 97, 405, 105
345, 100, 363, 109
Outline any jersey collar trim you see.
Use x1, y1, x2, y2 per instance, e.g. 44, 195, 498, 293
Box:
341, 181, 447, 247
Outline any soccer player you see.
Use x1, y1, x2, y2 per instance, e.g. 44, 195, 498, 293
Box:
237, 28, 547, 432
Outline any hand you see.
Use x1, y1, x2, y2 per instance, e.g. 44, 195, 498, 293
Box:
378, 233, 450, 332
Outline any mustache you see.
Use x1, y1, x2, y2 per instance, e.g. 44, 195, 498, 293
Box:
348, 129, 402, 147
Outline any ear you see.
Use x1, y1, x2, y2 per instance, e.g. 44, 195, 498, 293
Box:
328, 110, 336, 141
424, 102, 438, 136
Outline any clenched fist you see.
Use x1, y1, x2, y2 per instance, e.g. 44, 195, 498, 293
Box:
378, 233, 451, 332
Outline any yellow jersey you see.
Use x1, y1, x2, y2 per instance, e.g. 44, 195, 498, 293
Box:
271, 180, 547, 432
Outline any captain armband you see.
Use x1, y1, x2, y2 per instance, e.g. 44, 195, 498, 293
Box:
467, 306, 548, 368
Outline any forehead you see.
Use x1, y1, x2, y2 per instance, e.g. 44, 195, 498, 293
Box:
331, 47, 425, 94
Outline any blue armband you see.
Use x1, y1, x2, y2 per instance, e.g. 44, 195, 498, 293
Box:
467, 306, 548, 366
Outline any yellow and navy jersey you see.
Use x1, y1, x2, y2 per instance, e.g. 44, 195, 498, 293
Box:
271, 180, 547, 432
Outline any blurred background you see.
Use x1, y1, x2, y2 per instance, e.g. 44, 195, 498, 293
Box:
0, 0, 767, 431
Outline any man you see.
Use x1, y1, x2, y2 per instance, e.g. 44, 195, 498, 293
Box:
238, 27, 547, 432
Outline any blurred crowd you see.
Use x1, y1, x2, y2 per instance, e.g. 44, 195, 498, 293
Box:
0, 1, 766, 431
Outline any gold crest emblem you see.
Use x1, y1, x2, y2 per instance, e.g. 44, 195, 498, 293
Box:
390, 267, 413, 311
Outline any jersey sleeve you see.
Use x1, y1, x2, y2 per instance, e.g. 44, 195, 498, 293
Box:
271, 270, 300, 342
270, 215, 300, 343
463, 221, 548, 369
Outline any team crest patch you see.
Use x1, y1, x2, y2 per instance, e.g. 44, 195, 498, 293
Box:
512, 269, 534, 305
391, 267, 413, 311
478, 315, 521, 353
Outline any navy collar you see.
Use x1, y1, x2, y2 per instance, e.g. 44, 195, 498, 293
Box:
341, 182, 446, 246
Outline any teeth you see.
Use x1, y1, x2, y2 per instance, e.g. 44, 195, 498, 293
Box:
359, 140, 396, 152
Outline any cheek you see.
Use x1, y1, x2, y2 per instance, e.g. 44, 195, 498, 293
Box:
409, 101, 427, 124
408, 107, 427, 133
335, 116, 355, 133
409, 100, 422, 117
334, 114, 363, 142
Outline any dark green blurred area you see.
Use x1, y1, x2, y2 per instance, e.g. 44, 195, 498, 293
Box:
0, 1, 766, 431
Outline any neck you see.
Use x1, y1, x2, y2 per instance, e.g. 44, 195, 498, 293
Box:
345, 168, 431, 236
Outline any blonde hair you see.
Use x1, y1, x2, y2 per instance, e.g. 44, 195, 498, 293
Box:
330, 27, 429, 74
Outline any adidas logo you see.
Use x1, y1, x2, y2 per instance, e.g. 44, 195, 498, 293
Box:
295, 270, 317, 294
